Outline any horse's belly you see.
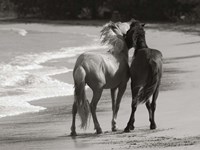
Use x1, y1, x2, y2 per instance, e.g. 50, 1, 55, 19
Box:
104, 80, 120, 89
104, 73, 127, 89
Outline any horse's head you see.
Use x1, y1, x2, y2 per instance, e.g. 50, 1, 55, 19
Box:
125, 19, 145, 49
100, 19, 136, 53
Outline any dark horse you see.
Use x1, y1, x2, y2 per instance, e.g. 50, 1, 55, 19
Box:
124, 20, 163, 132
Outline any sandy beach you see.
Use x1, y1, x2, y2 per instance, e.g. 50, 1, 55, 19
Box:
0, 21, 200, 150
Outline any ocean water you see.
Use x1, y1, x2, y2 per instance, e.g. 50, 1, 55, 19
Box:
0, 23, 106, 118
2, 23, 199, 119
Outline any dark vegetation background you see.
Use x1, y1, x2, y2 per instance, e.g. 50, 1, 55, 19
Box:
1, 0, 200, 23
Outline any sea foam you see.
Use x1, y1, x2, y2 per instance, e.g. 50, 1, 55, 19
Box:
0, 44, 106, 118
0, 27, 28, 36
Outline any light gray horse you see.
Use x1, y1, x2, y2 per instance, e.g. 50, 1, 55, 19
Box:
71, 21, 133, 136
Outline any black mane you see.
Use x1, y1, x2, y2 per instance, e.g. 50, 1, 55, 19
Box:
125, 20, 147, 51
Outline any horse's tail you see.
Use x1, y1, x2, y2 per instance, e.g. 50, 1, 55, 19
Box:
138, 59, 161, 103
73, 66, 90, 129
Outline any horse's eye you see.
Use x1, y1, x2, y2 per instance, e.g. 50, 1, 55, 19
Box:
130, 24, 135, 28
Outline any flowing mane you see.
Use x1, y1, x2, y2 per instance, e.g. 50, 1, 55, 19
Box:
71, 20, 133, 136
100, 21, 130, 53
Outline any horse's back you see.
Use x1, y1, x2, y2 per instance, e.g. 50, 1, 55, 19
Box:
130, 48, 163, 90
74, 53, 104, 75
74, 52, 118, 74
134, 48, 162, 61
74, 52, 129, 89
74, 53, 102, 68
132, 48, 162, 70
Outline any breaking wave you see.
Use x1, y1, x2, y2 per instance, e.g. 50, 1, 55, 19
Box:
0, 44, 106, 118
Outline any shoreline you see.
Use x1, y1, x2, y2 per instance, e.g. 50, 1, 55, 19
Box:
0, 18, 107, 27
1, 18, 200, 35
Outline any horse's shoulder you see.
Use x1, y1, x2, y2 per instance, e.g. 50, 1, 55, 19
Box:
147, 49, 163, 65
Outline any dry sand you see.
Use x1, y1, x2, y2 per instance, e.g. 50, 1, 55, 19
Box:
0, 22, 200, 150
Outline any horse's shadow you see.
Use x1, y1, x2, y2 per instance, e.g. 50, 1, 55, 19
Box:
65, 129, 126, 140
66, 128, 158, 139
61, 127, 174, 150
64, 127, 173, 140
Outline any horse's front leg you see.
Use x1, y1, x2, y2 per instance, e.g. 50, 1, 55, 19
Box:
112, 83, 127, 131
90, 89, 103, 134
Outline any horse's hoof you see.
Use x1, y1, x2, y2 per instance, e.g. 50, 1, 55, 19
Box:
70, 131, 77, 136
150, 123, 157, 130
96, 128, 103, 134
129, 125, 135, 130
124, 127, 130, 133
112, 127, 118, 132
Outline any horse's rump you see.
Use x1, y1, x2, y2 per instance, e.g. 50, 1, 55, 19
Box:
140, 58, 162, 102
131, 49, 162, 104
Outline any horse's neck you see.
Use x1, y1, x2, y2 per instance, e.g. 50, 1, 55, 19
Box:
111, 47, 129, 62
134, 35, 148, 56
121, 47, 129, 61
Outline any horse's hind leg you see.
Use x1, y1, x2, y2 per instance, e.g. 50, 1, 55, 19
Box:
90, 89, 103, 134
124, 100, 137, 132
150, 86, 160, 129
124, 86, 140, 132
71, 102, 77, 136
145, 99, 154, 129
112, 83, 127, 131
111, 88, 117, 131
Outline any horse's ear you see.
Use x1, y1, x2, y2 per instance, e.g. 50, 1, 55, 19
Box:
129, 18, 137, 23
141, 23, 145, 27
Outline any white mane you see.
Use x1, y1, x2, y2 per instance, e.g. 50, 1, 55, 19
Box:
100, 21, 130, 53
